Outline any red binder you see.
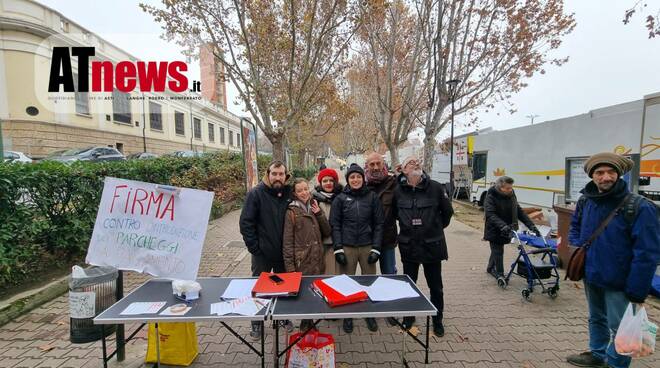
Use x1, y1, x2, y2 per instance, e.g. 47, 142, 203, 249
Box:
251, 272, 302, 297
311, 278, 368, 307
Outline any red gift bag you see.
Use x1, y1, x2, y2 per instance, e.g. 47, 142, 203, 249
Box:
285, 330, 335, 368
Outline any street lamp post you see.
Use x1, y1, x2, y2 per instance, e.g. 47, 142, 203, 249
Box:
446, 78, 461, 197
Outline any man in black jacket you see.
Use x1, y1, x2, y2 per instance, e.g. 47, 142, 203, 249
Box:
331, 163, 384, 333
483, 176, 540, 279
239, 160, 293, 338
393, 155, 453, 337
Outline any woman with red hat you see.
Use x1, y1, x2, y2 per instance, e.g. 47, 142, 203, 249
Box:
312, 168, 343, 275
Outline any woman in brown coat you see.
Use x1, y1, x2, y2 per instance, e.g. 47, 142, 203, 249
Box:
283, 178, 332, 275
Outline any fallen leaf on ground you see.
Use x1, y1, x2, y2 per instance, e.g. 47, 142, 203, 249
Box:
458, 335, 469, 342
38, 344, 54, 352
573, 283, 582, 289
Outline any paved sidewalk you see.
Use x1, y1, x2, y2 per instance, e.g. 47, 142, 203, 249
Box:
0, 208, 658, 368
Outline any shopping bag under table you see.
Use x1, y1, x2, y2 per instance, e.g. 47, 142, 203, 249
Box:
285, 329, 335, 368
146, 322, 198, 366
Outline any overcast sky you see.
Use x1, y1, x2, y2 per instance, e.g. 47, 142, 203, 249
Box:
38, 0, 660, 140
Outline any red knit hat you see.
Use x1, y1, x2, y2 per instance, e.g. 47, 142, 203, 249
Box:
317, 168, 339, 184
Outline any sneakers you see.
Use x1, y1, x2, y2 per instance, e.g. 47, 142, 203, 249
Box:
343, 318, 353, 333
365, 318, 378, 332
250, 322, 262, 341
566, 352, 608, 367
281, 319, 294, 333
433, 323, 445, 337
402, 316, 415, 330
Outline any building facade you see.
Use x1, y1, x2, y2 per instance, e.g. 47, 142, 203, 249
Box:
0, 0, 243, 158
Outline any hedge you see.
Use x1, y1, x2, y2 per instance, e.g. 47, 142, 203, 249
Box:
0, 152, 271, 290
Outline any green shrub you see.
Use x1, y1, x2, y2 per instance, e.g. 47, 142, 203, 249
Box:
292, 166, 317, 181
0, 152, 270, 290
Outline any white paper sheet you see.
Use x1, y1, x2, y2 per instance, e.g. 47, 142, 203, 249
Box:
210, 302, 233, 316
120, 301, 167, 315
322, 274, 365, 296
221, 279, 258, 299
159, 306, 192, 316
210, 297, 270, 316
366, 277, 419, 301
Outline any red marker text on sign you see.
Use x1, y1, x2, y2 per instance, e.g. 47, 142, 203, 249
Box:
110, 185, 175, 221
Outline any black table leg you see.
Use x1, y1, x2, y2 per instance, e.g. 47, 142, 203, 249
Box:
274, 321, 280, 368
261, 320, 265, 368
154, 322, 160, 368
101, 324, 108, 368
425, 316, 430, 364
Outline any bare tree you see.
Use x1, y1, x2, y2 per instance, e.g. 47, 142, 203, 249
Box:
623, 0, 660, 39
351, 0, 428, 166
416, 0, 575, 172
141, 0, 360, 161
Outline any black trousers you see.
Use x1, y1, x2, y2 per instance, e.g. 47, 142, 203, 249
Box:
487, 242, 505, 276
402, 261, 444, 325
251, 254, 285, 328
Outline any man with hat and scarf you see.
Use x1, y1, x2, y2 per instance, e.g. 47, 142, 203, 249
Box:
566, 152, 660, 368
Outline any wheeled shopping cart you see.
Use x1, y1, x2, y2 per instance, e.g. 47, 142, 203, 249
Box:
497, 231, 560, 301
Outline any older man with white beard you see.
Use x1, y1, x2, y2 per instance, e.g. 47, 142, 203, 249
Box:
392, 155, 454, 337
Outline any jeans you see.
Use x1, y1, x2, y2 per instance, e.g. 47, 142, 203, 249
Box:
379, 248, 397, 274
402, 261, 443, 325
584, 281, 631, 368
487, 242, 505, 276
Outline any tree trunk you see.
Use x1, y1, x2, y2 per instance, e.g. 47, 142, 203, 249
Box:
388, 144, 400, 167
422, 134, 436, 174
270, 133, 286, 163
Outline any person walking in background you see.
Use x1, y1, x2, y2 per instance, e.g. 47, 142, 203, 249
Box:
239, 160, 294, 339
330, 163, 384, 333
283, 178, 331, 331
566, 153, 660, 368
393, 155, 453, 337
312, 168, 343, 275
483, 176, 541, 279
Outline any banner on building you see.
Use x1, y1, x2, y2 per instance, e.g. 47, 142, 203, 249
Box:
86, 177, 213, 280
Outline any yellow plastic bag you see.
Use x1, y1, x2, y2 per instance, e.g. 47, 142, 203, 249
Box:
146, 322, 198, 366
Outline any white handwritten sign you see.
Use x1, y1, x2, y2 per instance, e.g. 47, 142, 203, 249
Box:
69, 291, 96, 319
86, 177, 214, 280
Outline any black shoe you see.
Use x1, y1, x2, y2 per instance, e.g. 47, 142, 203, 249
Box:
250, 323, 262, 341
386, 317, 398, 327
433, 323, 445, 337
566, 352, 608, 367
343, 318, 353, 334
365, 318, 378, 332
300, 319, 315, 332
402, 316, 415, 330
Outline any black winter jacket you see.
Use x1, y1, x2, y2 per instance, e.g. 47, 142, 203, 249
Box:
393, 173, 454, 263
367, 175, 398, 249
329, 185, 384, 251
239, 177, 292, 262
483, 186, 535, 244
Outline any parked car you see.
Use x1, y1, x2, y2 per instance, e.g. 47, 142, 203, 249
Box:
126, 152, 159, 160
51, 146, 125, 163
168, 150, 206, 158
3, 150, 33, 163
43, 149, 68, 160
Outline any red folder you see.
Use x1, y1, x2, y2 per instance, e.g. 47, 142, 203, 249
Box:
311, 278, 368, 307
251, 272, 302, 297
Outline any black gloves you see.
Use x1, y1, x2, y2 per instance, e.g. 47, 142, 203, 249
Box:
531, 227, 542, 237
367, 250, 380, 264
500, 225, 512, 237
335, 251, 347, 266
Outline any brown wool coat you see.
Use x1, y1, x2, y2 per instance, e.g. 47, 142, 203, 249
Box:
282, 202, 332, 275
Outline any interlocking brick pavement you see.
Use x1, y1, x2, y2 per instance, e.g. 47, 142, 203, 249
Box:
1, 208, 659, 367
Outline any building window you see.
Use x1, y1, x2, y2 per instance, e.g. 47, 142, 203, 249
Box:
236, 133, 241, 147
175, 111, 185, 136
208, 123, 215, 142
193, 117, 202, 139
112, 90, 131, 124
229, 131, 233, 146
73, 73, 89, 115
219, 127, 225, 144
149, 102, 162, 131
